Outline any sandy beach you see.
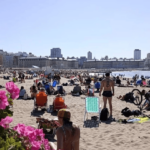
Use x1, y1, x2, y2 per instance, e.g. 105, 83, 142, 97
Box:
1, 74, 150, 150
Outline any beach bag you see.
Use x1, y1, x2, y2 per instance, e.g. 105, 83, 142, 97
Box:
100, 108, 109, 121
23, 93, 28, 100
124, 92, 134, 102
121, 107, 132, 117
133, 110, 141, 116
148, 80, 150, 85
70, 80, 74, 84
62, 83, 68, 86
145, 92, 150, 100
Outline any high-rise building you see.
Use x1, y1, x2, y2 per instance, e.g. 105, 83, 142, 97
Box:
87, 51, 92, 60
50, 48, 62, 58
105, 56, 108, 60
134, 49, 141, 60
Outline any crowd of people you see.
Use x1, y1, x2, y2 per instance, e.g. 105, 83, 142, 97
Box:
1, 69, 150, 150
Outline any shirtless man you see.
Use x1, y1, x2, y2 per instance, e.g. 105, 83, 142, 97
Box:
99, 73, 114, 116
57, 109, 80, 150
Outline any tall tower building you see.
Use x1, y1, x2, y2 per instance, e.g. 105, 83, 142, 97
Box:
134, 49, 141, 60
87, 51, 92, 60
50, 48, 62, 58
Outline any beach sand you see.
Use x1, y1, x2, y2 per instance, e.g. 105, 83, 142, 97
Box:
1, 75, 150, 150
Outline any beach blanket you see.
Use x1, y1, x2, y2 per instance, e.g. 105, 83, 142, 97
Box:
127, 117, 150, 123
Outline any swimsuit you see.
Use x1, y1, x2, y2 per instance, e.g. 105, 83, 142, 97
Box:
102, 91, 112, 97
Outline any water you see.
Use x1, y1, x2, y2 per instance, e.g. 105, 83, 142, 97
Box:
111, 71, 150, 78
90, 71, 150, 79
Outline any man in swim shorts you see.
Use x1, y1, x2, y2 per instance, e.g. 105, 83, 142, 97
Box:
99, 73, 114, 116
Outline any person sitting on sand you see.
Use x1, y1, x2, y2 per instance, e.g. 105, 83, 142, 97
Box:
30, 85, 37, 99
116, 76, 121, 85
33, 80, 36, 86
84, 76, 91, 85
30, 75, 33, 79
126, 79, 130, 86
52, 94, 66, 110
35, 88, 47, 108
49, 85, 55, 94
57, 109, 80, 150
18, 86, 26, 99
37, 82, 42, 90
87, 85, 94, 96
142, 78, 147, 87
117, 95, 126, 100
0, 85, 5, 88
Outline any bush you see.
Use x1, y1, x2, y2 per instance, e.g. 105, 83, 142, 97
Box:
0, 82, 51, 150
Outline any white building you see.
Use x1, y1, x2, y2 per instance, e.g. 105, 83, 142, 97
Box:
87, 51, 92, 60
144, 53, 150, 68
134, 49, 141, 60
50, 48, 62, 58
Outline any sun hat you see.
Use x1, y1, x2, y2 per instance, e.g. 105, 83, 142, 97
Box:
58, 109, 71, 119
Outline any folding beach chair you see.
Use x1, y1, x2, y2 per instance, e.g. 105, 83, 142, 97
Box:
52, 80, 57, 87
84, 96, 101, 125
53, 96, 67, 111
32, 92, 48, 114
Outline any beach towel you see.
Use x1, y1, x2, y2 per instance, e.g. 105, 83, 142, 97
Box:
127, 117, 150, 123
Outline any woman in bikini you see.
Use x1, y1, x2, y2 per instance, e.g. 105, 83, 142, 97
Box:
56, 109, 80, 150
30, 85, 37, 99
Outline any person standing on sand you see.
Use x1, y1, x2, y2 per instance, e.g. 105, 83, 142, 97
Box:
99, 73, 114, 117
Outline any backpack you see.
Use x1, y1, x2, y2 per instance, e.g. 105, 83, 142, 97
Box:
100, 108, 109, 121
121, 107, 132, 117
145, 92, 150, 100
133, 110, 141, 116
124, 92, 134, 102
62, 83, 68, 86
23, 93, 28, 100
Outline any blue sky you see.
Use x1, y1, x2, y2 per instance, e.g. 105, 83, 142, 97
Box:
0, 0, 150, 59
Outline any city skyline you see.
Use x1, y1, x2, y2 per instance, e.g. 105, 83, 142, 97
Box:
0, 0, 150, 59
0, 48, 144, 60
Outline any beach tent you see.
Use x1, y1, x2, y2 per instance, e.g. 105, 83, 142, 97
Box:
42, 66, 54, 75
32, 65, 40, 71
32, 65, 40, 69
136, 80, 142, 85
